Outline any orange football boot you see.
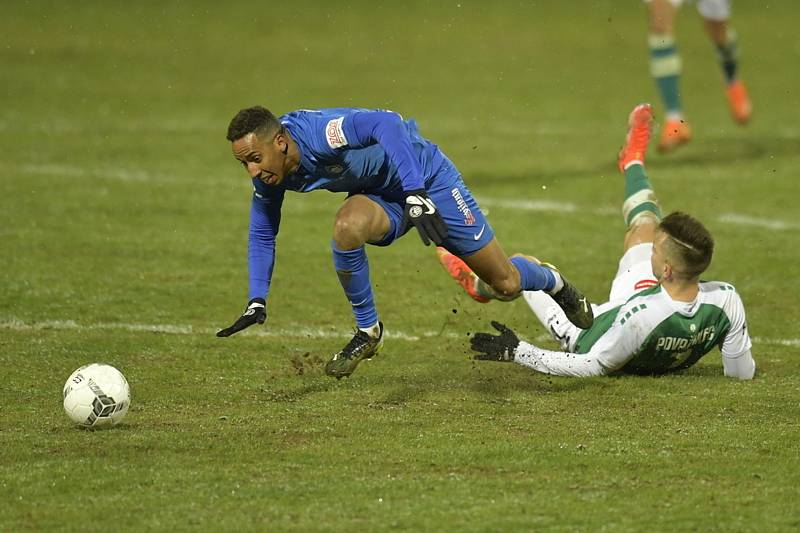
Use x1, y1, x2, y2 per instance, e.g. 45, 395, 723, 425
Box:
657, 117, 692, 153
618, 103, 654, 172
726, 79, 752, 124
436, 247, 490, 303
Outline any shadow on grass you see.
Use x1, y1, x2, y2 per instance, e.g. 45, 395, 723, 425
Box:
258, 373, 432, 408
257, 354, 618, 407
468, 365, 611, 397
467, 136, 797, 188
68, 422, 134, 432
670, 364, 721, 378
259, 378, 338, 403
368, 384, 423, 409
653, 136, 798, 169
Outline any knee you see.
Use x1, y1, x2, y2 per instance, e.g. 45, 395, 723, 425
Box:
333, 216, 367, 250
649, 1, 676, 34
624, 215, 659, 250
486, 266, 521, 300
333, 213, 369, 250
704, 20, 728, 45
650, 18, 674, 35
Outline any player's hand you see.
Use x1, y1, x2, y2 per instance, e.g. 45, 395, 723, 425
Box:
216, 298, 266, 337
402, 189, 448, 246
471, 321, 520, 362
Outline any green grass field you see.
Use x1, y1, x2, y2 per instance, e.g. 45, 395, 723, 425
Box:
2, 1, 799, 530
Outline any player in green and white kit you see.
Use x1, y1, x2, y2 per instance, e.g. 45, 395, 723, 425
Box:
468, 104, 755, 379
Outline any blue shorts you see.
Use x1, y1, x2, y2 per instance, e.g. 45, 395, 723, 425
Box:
363, 169, 494, 257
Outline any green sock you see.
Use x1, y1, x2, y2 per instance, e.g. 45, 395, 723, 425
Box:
475, 278, 496, 300
715, 29, 739, 84
649, 33, 683, 115
623, 164, 661, 227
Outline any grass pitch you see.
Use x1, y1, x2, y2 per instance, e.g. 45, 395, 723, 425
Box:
2, 1, 799, 530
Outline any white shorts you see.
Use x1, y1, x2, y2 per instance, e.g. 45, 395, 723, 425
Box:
644, 0, 731, 21
523, 243, 658, 351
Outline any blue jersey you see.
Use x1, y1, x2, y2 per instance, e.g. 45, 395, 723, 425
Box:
247, 108, 458, 300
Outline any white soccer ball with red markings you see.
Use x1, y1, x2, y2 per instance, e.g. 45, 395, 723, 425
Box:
63, 364, 131, 428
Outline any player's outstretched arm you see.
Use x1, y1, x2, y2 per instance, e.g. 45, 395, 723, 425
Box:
511, 341, 610, 377
471, 321, 619, 377
221, 189, 282, 338
216, 298, 266, 337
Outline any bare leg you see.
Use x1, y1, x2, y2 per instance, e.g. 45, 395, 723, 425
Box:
648, 0, 692, 152
460, 238, 522, 301
456, 237, 594, 329
702, 14, 750, 122
703, 18, 729, 46
330, 194, 390, 333
324, 195, 392, 378
623, 216, 659, 252
332, 195, 391, 250
649, 0, 677, 34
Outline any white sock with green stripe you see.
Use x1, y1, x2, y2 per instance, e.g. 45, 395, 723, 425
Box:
649, 33, 683, 117
622, 163, 661, 227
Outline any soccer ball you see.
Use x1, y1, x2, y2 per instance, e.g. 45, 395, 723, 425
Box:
63, 363, 131, 428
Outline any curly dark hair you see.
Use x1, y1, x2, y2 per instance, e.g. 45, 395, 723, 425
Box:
658, 211, 715, 278
226, 106, 281, 142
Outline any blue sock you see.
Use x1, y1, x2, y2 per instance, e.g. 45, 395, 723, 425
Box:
332, 243, 378, 329
510, 256, 556, 292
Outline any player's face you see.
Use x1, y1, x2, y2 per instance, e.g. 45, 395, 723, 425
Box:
231, 131, 289, 186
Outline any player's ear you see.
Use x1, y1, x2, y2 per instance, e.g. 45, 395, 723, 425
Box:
662, 261, 673, 281
274, 131, 288, 155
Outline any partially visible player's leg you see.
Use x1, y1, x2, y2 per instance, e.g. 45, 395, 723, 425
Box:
325, 194, 392, 378
519, 104, 660, 340
428, 178, 593, 329
438, 239, 594, 329
646, 0, 692, 152
462, 239, 554, 301
611, 104, 661, 302
522, 291, 583, 350
437, 242, 556, 303
332, 194, 392, 250
698, 0, 752, 124
618, 104, 661, 253
623, 213, 659, 252
424, 179, 558, 301
331, 194, 390, 331
648, 0, 680, 40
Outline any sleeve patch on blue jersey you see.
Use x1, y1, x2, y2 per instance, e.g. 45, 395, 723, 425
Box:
325, 117, 348, 148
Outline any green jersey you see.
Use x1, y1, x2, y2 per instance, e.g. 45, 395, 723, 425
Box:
515, 281, 752, 377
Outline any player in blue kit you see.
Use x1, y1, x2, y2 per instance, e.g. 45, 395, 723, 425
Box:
216, 106, 594, 378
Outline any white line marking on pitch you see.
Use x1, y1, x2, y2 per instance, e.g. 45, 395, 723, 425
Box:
0, 318, 432, 342
479, 197, 797, 232
18, 164, 167, 183
4, 169, 795, 232
1, 319, 797, 347
717, 213, 800, 231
